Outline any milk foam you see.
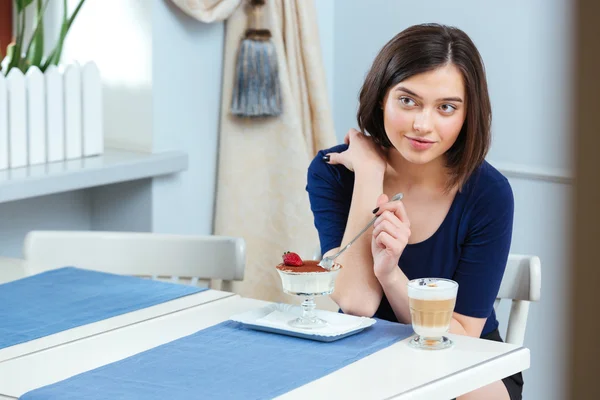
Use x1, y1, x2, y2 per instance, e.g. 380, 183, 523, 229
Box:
407, 278, 458, 300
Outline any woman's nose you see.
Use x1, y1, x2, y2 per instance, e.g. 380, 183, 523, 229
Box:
413, 110, 433, 133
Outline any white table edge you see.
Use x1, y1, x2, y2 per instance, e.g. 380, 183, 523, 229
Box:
387, 346, 530, 399
0, 289, 237, 364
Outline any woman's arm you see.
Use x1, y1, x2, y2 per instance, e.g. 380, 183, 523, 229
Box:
329, 168, 385, 316
308, 129, 387, 317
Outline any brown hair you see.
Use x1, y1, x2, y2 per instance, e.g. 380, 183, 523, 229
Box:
357, 23, 491, 190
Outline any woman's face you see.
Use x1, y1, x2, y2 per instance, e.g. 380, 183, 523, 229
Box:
382, 64, 467, 165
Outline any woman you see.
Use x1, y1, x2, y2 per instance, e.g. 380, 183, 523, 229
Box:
306, 24, 522, 400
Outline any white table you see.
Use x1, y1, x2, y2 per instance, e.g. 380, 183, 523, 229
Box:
0, 296, 529, 400
0, 261, 236, 363
0, 259, 237, 363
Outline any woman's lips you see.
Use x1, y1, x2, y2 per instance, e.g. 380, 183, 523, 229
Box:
406, 136, 435, 150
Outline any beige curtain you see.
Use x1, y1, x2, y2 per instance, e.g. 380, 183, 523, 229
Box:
170, 0, 337, 306
169, 0, 242, 23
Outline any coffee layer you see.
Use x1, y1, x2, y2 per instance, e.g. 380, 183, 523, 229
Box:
409, 298, 456, 328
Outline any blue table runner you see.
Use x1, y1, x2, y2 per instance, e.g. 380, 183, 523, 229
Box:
20, 319, 414, 400
0, 267, 206, 349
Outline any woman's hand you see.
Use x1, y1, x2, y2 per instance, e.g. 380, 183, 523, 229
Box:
325, 128, 387, 175
371, 194, 411, 282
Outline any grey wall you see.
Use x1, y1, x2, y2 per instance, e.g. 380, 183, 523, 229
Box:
316, 1, 573, 399
0, 192, 92, 258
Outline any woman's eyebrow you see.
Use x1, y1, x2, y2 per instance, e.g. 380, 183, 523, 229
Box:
395, 86, 463, 103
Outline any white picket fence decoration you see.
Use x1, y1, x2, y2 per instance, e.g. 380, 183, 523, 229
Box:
82, 63, 103, 157
0, 62, 103, 170
7, 69, 27, 168
64, 64, 83, 160
46, 66, 65, 163
0, 75, 8, 170
27, 67, 46, 165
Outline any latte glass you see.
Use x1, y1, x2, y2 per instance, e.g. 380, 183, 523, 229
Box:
407, 278, 458, 350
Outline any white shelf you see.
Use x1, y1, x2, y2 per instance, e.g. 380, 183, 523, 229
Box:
0, 148, 188, 204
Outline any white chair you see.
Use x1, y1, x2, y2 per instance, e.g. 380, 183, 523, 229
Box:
22, 231, 246, 288
494, 254, 541, 346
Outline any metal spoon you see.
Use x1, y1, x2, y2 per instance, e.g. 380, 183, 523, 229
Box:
318, 193, 404, 270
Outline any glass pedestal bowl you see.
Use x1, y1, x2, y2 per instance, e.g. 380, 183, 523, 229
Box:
276, 264, 341, 329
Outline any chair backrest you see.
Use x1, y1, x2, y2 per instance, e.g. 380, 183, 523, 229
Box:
23, 231, 245, 286
494, 254, 541, 346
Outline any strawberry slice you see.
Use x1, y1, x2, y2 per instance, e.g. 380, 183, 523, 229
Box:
282, 251, 303, 266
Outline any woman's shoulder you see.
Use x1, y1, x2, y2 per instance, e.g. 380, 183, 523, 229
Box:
310, 144, 349, 168
307, 144, 353, 190
466, 161, 511, 193
462, 160, 514, 210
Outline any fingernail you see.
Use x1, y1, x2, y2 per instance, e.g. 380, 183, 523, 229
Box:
372, 207, 379, 214
322, 155, 330, 162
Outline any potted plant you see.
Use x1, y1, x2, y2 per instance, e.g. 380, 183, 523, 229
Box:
0, 0, 103, 170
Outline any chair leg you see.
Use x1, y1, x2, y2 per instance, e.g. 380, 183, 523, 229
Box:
209, 278, 223, 290
506, 300, 530, 346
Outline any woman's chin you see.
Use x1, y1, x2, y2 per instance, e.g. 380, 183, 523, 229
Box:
397, 148, 437, 165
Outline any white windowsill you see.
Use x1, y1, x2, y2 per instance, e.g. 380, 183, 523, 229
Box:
0, 148, 188, 204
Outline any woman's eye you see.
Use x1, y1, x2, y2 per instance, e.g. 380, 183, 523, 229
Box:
440, 104, 457, 113
399, 97, 416, 107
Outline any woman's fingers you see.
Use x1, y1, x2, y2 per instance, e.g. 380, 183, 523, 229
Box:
374, 210, 402, 230
344, 128, 360, 145
373, 219, 401, 239
373, 198, 410, 228
376, 193, 389, 207
374, 232, 405, 254
372, 200, 411, 252
344, 132, 350, 145
324, 152, 340, 164
373, 217, 411, 241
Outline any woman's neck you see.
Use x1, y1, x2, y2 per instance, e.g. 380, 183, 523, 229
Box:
385, 150, 450, 194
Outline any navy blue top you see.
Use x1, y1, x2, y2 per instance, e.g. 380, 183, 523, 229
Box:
306, 144, 514, 336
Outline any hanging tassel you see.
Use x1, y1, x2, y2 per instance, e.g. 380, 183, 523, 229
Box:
231, 0, 282, 118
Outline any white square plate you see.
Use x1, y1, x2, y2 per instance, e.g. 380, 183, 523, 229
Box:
229, 303, 376, 342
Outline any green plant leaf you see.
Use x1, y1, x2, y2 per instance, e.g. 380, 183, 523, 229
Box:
46, 0, 86, 68
14, 0, 35, 13
66, 0, 86, 29
25, 0, 50, 68
7, 5, 26, 73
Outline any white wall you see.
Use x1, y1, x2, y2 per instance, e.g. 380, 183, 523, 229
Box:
316, 1, 573, 399
151, 0, 223, 235
62, 0, 154, 153
0, 0, 222, 257
59, 0, 220, 235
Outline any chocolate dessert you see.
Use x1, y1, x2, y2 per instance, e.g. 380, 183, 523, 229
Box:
275, 252, 341, 273
276, 259, 330, 273
276, 251, 342, 295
